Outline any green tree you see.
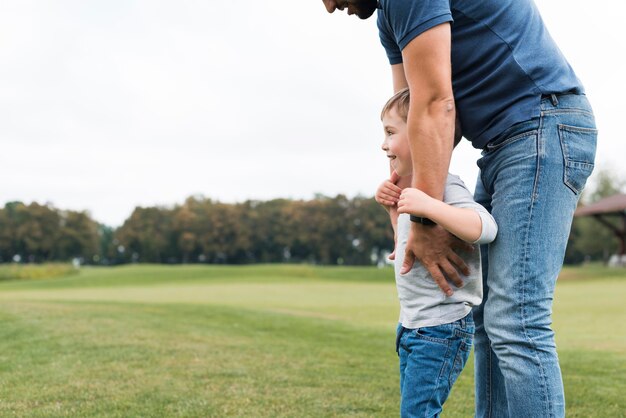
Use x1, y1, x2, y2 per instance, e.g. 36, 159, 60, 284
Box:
13, 203, 60, 262
565, 169, 626, 264
56, 211, 100, 262
97, 224, 119, 265
172, 197, 201, 263
116, 207, 175, 263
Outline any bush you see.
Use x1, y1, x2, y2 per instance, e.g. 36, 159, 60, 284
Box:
0, 263, 79, 281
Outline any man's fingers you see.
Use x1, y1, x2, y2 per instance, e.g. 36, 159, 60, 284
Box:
447, 251, 470, 277
400, 250, 416, 275
426, 265, 453, 297
439, 259, 464, 289
452, 239, 475, 254
388, 249, 396, 261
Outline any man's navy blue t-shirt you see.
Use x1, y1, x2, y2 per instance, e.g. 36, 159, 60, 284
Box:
377, 0, 584, 148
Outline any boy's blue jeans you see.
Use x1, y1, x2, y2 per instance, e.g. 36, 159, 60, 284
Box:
396, 313, 474, 418
473, 93, 597, 418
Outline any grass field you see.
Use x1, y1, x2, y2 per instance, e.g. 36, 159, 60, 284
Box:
0, 264, 624, 417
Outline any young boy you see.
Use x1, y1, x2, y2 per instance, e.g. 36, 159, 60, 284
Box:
375, 88, 497, 417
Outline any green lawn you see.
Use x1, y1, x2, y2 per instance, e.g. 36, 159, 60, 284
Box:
0, 264, 624, 417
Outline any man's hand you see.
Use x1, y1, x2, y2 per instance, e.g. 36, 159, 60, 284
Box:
375, 171, 402, 208
401, 223, 473, 296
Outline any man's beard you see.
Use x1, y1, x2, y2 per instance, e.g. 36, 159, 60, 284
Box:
354, 0, 378, 19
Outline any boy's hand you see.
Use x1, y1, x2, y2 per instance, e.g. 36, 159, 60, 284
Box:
396, 187, 434, 217
375, 171, 402, 207
388, 205, 399, 260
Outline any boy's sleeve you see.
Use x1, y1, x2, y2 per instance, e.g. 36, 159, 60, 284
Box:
443, 175, 498, 245
377, 0, 453, 64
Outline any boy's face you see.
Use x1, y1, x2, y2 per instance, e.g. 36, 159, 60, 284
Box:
381, 108, 412, 177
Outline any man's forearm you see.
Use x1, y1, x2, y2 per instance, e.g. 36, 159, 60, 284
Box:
407, 98, 455, 200
400, 23, 455, 201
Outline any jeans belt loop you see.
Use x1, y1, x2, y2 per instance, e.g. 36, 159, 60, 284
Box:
550, 93, 559, 107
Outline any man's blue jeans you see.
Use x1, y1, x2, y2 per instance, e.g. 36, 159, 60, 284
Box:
396, 313, 474, 418
473, 94, 597, 417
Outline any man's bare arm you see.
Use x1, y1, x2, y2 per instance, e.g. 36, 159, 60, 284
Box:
396, 23, 471, 295
401, 23, 455, 199
391, 63, 408, 93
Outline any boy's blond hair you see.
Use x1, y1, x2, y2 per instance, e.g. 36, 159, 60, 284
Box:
380, 87, 410, 122
381, 87, 462, 147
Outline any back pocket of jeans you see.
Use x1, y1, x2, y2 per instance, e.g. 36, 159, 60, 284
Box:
558, 124, 597, 195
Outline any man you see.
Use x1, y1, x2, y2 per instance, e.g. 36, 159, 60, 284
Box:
322, 1, 597, 417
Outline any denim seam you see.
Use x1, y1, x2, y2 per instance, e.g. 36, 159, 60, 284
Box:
521, 111, 552, 417
532, 115, 544, 200
425, 344, 452, 418
558, 126, 577, 196
414, 330, 452, 346
436, 343, 452, 382
480, 169, 489, 198
485, 130, 537, 153
558, 124, 597, 196
454, 329, 473, 340
487, 345, 493, 418
450, 342, 464, 387
540, 108, 593, 117
557, 124, 598, 134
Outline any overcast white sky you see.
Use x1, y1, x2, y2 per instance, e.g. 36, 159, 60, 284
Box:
1, 1, 624, 227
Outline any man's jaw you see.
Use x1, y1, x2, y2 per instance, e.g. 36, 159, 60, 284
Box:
325, 0, 378, 19
354, 0, 378, 19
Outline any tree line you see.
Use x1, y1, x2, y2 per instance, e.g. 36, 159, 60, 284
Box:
0, 195, 393, 266
1, 169, 623, 266
564, 170, 626, 264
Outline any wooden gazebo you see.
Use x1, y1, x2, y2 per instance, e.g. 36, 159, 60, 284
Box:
574, 194, 626, 262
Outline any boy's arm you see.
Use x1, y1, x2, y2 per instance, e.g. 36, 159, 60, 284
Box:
389, 173, 411, 234
398, 189, 482, 242
397, 177, 497, 244
375, 171, 409, 259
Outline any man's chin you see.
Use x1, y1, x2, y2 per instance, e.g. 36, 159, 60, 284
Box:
356, 11, 375, 19
355, 0, 378, 19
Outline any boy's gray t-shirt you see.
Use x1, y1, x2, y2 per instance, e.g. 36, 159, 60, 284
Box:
394, 173, 497, 329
